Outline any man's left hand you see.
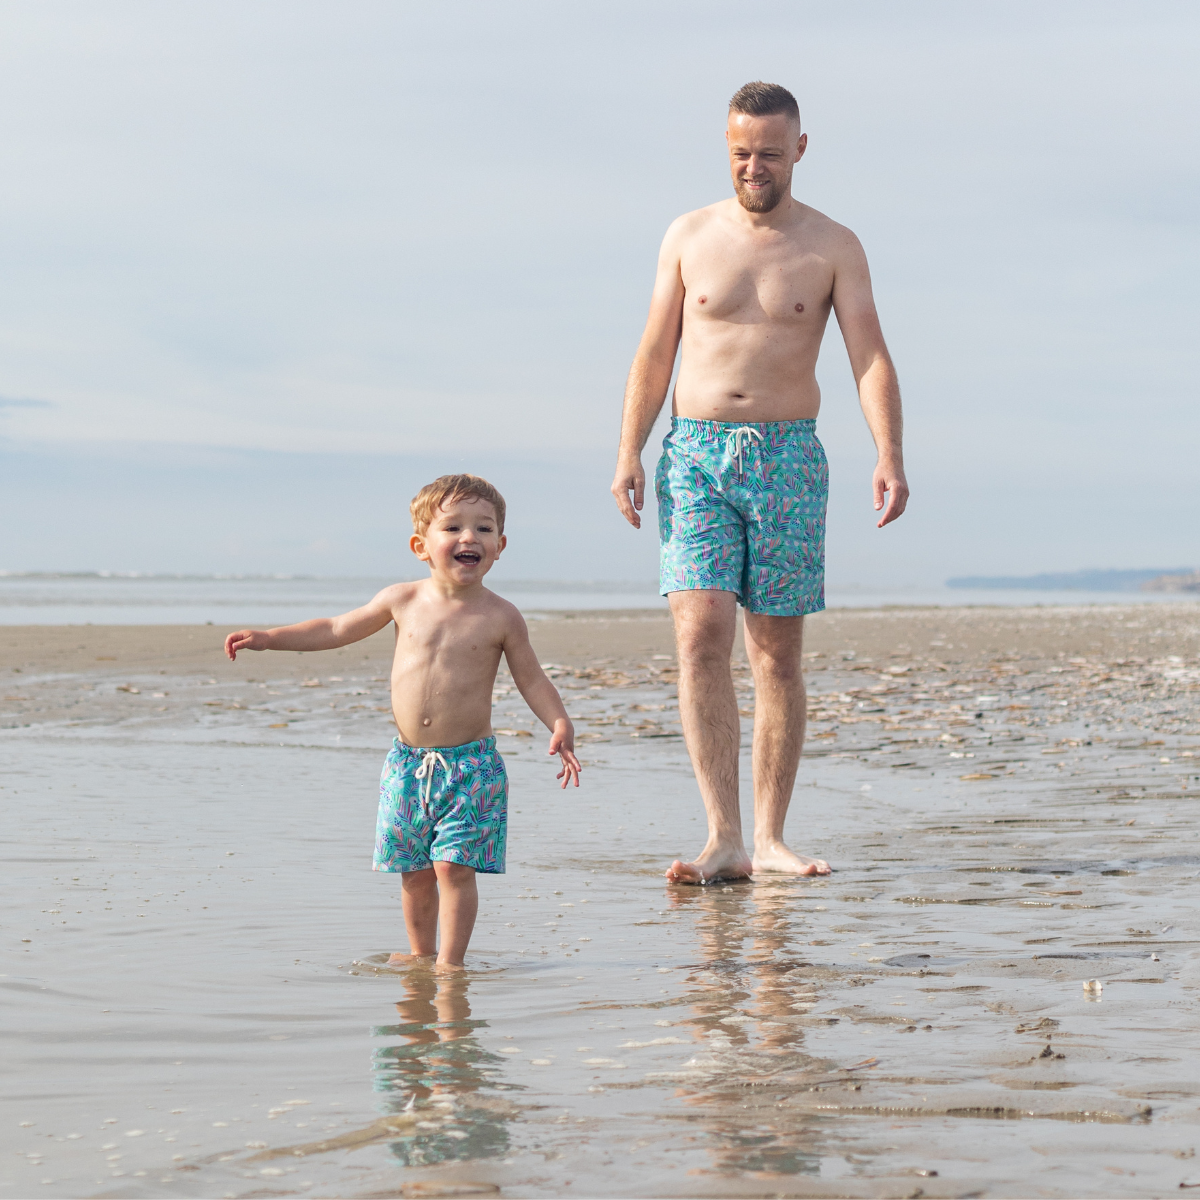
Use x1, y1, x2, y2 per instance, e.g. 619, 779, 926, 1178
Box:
873, 463, 909, 528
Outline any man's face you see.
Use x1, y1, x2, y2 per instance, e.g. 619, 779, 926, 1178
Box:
726, 112, 806, 213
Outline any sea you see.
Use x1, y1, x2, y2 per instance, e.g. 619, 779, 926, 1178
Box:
1, 572, 1196, 625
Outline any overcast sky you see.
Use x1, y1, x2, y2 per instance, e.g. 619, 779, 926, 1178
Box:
0, 0, 1196, 584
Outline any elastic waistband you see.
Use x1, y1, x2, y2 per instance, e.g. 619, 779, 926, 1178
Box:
392, 735, 497, 759
669, 417, 817, 443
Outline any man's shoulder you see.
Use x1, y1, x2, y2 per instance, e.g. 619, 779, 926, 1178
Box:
664, 201, 728, 244
791, 202, 864, 254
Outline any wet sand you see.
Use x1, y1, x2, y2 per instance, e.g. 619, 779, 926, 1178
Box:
3, 606, 1200, 1198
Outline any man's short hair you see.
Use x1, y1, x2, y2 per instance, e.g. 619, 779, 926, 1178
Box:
729, 81, 800, 124
410, 473, 506, 535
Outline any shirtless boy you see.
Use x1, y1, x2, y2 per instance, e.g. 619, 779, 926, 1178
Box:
224, 474, 582, 969
612, 81, 908, 884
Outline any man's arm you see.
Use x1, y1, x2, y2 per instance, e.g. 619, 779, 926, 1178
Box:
224, 586, 400, 660
611, 221, 687, 529
830, 231, 909, 528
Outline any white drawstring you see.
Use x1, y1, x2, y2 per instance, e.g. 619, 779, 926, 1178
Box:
726, 425, 762, 476
414, 750, 450, 814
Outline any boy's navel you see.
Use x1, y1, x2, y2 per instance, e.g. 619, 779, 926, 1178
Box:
422, 718, 431, 726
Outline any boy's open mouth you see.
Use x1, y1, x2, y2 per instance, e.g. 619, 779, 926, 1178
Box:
454, 551, 482, 565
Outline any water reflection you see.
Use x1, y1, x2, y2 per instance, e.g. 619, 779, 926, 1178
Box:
372, 969, 517, 1167
663, 880, 831, 1177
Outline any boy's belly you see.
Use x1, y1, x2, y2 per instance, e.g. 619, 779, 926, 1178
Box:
389, 664, 499, 750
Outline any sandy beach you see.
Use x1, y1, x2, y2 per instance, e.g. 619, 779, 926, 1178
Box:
4, 604, 1200, 1198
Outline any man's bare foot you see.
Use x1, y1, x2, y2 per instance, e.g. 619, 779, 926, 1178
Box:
386, 952, 435, 966
752, 840, 831, 876
665, 847, 753, 885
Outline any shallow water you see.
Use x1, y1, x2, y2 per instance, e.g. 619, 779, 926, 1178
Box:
4, 664, 1200, 1198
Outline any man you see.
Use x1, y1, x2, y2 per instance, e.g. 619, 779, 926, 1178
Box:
611, 81, 908, 884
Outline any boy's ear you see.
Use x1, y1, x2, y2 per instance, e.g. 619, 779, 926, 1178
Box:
410, 533, 430, 561
496, 533, 507, 557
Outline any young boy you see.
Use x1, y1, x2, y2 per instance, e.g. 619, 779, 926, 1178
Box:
224, 473, 581, 970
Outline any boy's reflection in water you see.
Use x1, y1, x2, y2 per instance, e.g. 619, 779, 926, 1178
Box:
372, 969, 516, 1167
663, 882, 830, 1177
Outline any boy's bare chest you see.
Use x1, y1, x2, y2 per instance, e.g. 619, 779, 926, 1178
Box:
392, 613, 503, 671
681, 231, 833, 324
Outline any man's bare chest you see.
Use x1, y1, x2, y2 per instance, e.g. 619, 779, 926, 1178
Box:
681, 238, 834, 325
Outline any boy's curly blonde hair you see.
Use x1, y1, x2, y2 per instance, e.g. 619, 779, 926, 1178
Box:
409, 474, 506, 536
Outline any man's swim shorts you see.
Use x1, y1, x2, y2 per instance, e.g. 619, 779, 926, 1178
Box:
373, 736, 507, 874
656, 417, 828, 617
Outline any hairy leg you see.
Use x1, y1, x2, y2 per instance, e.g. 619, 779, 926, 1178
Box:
388, 866, 440, 964
743, 611, 830, 875
665, 590, 753, 884
432, 861, 479, 968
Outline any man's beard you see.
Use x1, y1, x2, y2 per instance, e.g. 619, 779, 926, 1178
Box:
734, 176, 785, 213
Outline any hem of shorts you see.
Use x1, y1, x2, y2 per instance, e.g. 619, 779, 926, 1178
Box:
742, 598, 827, 617
372, 862, 505, 875
661, 585, 826, 618
660, 584, 742, 600
433, 851, 505, 875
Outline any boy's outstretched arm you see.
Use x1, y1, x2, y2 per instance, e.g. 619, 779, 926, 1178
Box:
224, 587, 400, 661
502, 611, 582, 789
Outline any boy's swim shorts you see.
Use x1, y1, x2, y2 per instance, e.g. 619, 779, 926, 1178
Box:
373, 736, 507, 874
655, 417, 828, 617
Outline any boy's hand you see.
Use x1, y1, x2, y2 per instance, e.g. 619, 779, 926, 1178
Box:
548, 722, 582, 789
224, 629, 270, 661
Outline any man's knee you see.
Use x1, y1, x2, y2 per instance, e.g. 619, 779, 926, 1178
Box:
671, 591, 737, 667
745, 615, 805, 683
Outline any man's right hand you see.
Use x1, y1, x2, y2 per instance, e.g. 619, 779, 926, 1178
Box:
611, 458, 646, 528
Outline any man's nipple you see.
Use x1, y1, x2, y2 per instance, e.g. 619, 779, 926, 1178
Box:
794, 302, 804, 313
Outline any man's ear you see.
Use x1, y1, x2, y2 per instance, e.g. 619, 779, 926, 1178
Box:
410, 533, 429, 560
795, 132, 808, 163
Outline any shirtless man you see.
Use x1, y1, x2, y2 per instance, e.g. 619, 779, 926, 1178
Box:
611, 81, 908, 884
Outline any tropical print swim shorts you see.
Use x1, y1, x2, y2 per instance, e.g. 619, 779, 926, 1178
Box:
374, 736, 507, 874
656, 417, 828, 617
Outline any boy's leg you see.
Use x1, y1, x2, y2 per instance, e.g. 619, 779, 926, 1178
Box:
431, 861, 479, 968
393, 867, 439, 962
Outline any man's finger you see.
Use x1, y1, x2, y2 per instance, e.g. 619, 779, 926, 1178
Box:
612, 480, 642, 529
877, 484, 909, 528
633, 473, 644, 512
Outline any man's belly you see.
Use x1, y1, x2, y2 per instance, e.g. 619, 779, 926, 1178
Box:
673, 338, 823, 423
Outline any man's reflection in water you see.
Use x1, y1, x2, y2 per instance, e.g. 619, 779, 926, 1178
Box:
372, 970, 517, 1167
664, 882, 830, 1177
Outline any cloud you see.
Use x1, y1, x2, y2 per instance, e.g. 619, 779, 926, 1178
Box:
0, 396, 53, 410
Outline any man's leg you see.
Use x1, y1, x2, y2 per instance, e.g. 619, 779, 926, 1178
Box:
665, 589, 754, 883
743, 611, 830, 875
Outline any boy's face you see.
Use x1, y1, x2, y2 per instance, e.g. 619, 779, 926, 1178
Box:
410, 496, 505, 585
